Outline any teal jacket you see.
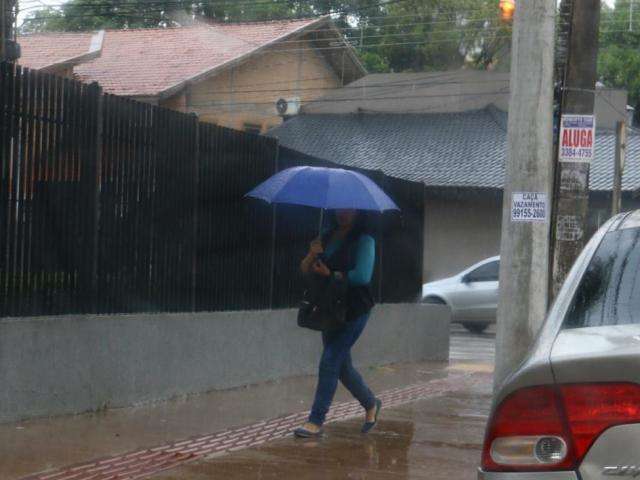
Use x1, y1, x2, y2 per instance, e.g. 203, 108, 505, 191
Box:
324, 234, 375, 286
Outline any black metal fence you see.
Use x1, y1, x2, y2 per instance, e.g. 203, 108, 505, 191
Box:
0, 62, 423, 317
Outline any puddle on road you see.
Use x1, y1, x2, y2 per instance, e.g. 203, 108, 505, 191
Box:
155, 392, 489, 480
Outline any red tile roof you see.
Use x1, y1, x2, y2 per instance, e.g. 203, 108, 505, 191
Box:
18, 18, 324, 97
18, 32, 95, 70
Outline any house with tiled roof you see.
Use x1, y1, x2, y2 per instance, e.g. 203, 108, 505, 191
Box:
268, 71, 639, 281
18, 17, 366, 133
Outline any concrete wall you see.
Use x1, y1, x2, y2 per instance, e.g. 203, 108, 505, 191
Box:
423, 190, 503, 281
423, 188, 640, 282
594, 89, 628, 130
0, 304, 449, 424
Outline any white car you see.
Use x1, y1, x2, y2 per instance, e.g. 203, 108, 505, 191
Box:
422, 256, 500, 334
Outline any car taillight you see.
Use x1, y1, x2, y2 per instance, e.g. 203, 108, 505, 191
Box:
560, 383, 640, 461
481, 383, 640, 472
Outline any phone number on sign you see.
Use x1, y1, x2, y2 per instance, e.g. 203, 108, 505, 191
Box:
561, 147, 593, 159
512, 208, 546, 220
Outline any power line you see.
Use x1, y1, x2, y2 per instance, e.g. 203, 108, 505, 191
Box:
593, 89, 640, 134
183, 88, 511, 109
17, 6, 518, 25
21, 24, 634, 63
18, 0, 411, 15
15, 1, 573, 30
17, 0, 520, 18
215, 30, 637, 54
177, 76, 510, 97
20, 18, 515, 44
24, 7, 632, 37
167, 70, 494, 95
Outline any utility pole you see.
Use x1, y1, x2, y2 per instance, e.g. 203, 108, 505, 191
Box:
495, 0, 556, 388
612, 121, 627, 215
0, 0, 19, 62
551, 0, 601, 295
0, 0, 6, 61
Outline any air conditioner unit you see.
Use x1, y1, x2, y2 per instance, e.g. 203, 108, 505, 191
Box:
276, 97, 301, 117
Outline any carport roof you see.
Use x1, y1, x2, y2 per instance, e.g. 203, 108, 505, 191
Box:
267, 107, 640, 192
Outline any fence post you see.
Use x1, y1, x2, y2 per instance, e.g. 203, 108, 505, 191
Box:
85, 82, 102, 313
375, 170, 386, 303
269, 144, 279, 309
191, 113, 199, 312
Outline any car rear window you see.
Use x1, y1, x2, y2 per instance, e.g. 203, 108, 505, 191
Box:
564, 227, 640, 329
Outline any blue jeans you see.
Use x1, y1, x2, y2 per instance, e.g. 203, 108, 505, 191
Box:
308, 313, 376, 426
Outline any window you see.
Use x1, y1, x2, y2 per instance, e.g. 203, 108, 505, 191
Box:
564, 227, 640, 329
466, 260, 499, 282
243, 123, 262, 135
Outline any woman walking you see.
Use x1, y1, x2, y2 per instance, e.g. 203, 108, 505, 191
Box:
294, 209, 382, 438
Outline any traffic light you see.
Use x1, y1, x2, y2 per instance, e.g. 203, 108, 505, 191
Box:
499, 0, 516, 21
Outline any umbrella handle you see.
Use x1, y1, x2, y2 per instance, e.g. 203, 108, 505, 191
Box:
318, 209, 324, 236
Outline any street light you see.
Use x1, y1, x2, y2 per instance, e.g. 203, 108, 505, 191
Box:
499, 0, 516, 21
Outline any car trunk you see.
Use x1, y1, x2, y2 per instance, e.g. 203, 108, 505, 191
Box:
550, 325, 640, 479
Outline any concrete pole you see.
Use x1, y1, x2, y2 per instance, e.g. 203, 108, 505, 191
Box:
495, 0, 556, 388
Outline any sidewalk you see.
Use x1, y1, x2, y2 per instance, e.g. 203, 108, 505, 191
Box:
3, 335, 493, 480
155, 363, 492, 480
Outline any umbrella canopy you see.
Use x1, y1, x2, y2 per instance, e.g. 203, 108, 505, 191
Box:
246, 166, 400, 212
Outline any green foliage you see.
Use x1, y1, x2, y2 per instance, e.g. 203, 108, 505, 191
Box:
598, 0, 640, 122
355, 0, 511, 72
21, 0, 191, 32
360, 51, 390, 72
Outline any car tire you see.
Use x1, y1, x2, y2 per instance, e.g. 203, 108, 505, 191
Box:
462, 322, 489, 334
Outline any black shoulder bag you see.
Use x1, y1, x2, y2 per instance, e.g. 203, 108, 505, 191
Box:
297, 231, 356, 332
297, 273, 349, 332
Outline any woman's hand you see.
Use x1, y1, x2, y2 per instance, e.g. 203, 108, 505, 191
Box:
301, 239, 324, 275
309, 239, 323, 257
312, 260, 331, 277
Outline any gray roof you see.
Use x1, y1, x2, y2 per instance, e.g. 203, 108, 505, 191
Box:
268, 107, 640, 192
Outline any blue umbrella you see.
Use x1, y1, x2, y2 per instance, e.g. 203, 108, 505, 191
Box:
246, 166, 400, 213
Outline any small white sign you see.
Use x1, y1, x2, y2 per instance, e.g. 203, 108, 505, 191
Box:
559, 114, 595, 163
511, 192, 548, 222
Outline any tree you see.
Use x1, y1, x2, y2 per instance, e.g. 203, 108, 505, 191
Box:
355, 0, 512, 72
20, 0, 384, 32
21, 0, 191, 32
598, 0, 640, 124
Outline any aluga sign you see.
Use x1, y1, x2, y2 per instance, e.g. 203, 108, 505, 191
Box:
559, 114, 596, 163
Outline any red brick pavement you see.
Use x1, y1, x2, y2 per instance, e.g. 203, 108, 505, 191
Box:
21, 371, 486, 480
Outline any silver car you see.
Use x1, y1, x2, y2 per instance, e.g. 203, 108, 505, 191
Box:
479, 210, 640, 479
422, 256, 500, 333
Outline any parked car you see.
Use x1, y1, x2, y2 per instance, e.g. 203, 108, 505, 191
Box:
422, 256, 500, 333
479, 210, 640, 479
